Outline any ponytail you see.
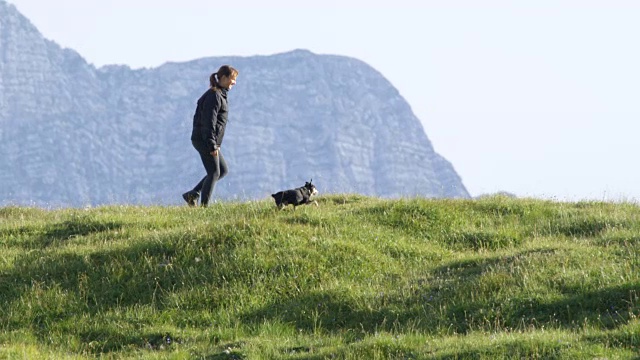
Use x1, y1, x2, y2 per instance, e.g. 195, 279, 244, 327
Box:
209, 65, 238, 89
209, 73, 219, 88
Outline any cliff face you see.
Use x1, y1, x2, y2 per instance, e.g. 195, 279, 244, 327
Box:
0, 1, 469, 207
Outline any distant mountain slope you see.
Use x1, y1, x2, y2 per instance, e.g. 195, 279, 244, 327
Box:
0, 0, 469, 207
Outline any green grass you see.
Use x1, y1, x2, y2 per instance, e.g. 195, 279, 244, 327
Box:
1, 195, 639, 359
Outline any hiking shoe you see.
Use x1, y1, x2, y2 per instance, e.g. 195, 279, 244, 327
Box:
182, 191, 198, 207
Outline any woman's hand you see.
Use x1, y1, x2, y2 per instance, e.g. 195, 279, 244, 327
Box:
210, 149, 218, 157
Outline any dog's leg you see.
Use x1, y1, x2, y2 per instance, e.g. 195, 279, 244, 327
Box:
313, 200, 319, 207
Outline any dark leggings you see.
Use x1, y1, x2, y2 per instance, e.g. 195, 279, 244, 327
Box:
190, 140, 228, 206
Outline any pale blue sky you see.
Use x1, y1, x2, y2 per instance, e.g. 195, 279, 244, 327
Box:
8, 0, 640, 201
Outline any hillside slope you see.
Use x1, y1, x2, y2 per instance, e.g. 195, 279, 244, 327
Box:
1, 196, 639, 358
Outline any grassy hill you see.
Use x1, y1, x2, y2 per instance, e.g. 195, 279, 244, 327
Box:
1, 195, 639, 359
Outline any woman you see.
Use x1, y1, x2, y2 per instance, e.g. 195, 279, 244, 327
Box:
182, 65, 238, 207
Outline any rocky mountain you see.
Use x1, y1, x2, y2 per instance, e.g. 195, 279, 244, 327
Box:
0, 1, 469, 207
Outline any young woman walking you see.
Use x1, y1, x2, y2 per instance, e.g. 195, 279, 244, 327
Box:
182, 65, 239, 207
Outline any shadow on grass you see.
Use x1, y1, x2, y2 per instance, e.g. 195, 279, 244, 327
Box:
0, 224, 248, 353
74, 330, 177, 355
446, 230, 524, 250
358, 201, 526, 250
583, 326, 640, 354
3, 239, 179, 308
511, 283, 640, 330
596, 234, 640, 247
431, 339, 572, 360
318, 194, 370, 206
240, 289, 401, 335
240, 248, 639, 337
554, 217, 612, 238
3, 234, 245, 310
3, 223, 638, 355
1, 219, 124, 249
428, 249, 639, 333
356, 201, 445, 240
198, 352, 246, 360
429, 248, 557, 279
40, 219, 124, 247
283, 214, 323, 227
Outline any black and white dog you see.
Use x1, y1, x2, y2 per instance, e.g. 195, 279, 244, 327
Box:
271, 179, 319, 210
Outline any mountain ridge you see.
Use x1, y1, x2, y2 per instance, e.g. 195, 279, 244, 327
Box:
0, 1, 469, 207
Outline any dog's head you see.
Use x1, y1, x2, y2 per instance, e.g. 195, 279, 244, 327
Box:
304, 179, 318, 197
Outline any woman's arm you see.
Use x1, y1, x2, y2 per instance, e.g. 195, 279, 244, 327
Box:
201, 91, 221, 153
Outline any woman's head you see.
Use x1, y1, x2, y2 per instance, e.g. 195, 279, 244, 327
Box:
210, 65, 239, 90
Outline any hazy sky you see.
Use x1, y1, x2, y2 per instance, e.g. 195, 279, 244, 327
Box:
7, 0, 640, 201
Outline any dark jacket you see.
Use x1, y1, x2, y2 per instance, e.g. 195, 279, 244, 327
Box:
191, 87, 228, 152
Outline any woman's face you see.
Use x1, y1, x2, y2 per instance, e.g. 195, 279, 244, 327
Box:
219, 75, 237, 90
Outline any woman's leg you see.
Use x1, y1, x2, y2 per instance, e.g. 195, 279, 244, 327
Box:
198, 150, 220, 207
217, 152, 228, 181
184, 140, 218, 206
190, 176, 207, 195
192, 151, 227, 193
183, 141, 208, 206
201, 151, 229, 205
